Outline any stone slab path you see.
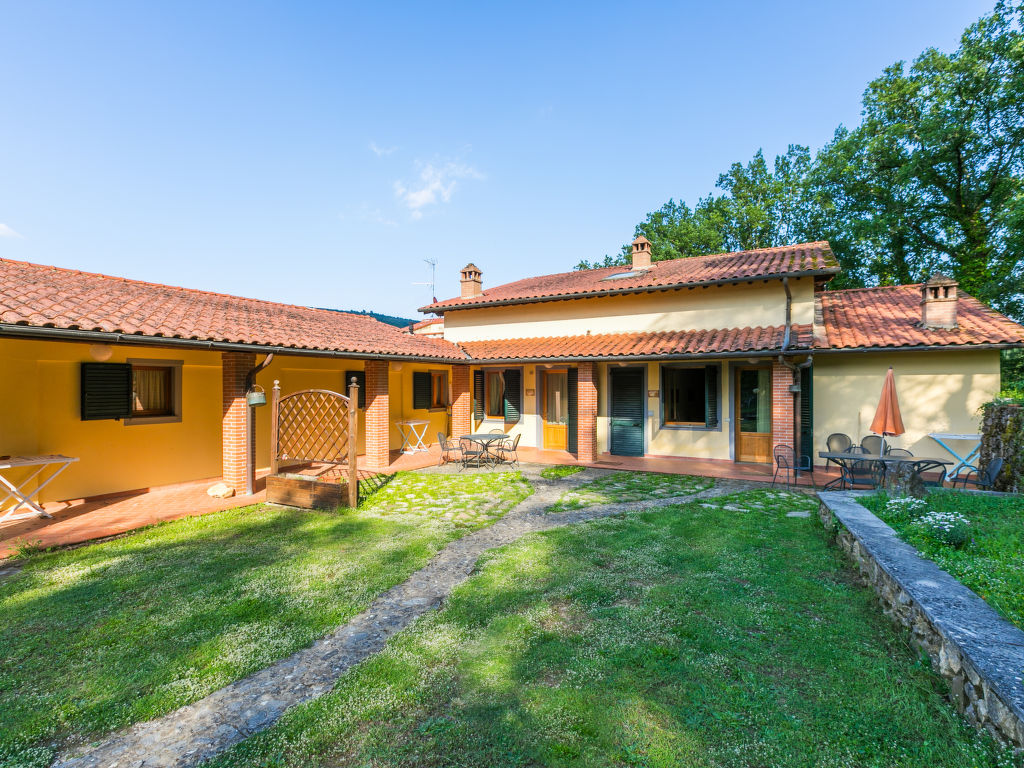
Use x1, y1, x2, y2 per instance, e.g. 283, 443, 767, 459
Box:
56, 468, 755, 768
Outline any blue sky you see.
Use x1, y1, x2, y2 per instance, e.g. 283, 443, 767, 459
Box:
0, 1, 993, 317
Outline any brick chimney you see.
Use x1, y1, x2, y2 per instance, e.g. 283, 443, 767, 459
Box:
631, 236, 652, 270
920, 273, 959, 329
460, 263, 483, 298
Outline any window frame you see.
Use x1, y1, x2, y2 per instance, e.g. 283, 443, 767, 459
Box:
429, 370, 449, 410
659, 362, 721, 432
485, 371, 505, 419
124, 359, 183, 425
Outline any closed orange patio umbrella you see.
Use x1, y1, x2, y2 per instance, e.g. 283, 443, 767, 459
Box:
870, 366, 905, 454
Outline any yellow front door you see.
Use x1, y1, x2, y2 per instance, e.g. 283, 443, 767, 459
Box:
542, 371, 568, 450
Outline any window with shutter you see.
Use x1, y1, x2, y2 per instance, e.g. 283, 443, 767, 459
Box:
485, 371, 504, 418
502, 369, 521, 423
412, 371, 431, 409
132, 367, 173, 416
80, 363, 133, 421
704, 365, 720, 428
344, 370, 366, 408
430, 371, 448, 408
660, 363, 720, 430
473, 370, 485, 421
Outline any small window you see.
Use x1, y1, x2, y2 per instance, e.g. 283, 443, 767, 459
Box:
486, 371, 504, 418
430, 371, 448, 409
132, 366, 174, 417
663, 367, 706, 425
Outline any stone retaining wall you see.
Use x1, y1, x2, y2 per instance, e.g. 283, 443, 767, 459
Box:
818, 491, 1024, 752
980, 403, 1023, 493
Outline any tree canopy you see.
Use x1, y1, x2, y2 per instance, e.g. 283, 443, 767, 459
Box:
578, 1, 1024, 320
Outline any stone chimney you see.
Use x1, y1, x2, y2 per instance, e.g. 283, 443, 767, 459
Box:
460, 263, 483, 298
920, 273, 959, 329
631, 236, 652, 270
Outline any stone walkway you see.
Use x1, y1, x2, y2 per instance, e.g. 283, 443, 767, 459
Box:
56, 468, 756, 768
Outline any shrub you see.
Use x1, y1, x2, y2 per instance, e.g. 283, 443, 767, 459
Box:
915, 510, 971, 548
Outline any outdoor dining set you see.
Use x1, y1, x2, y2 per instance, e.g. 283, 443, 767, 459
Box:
436, 431, 521, 470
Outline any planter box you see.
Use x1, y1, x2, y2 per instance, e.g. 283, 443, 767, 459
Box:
266, 473, 350, 510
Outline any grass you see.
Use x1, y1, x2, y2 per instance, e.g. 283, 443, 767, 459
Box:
0, 470, 532, 768
864, 490, 1024, 631
207, 488, 1011, 768
540, 465, 586, 480
547, 470, 714, 512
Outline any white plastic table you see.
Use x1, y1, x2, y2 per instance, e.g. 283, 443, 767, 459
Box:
396, 420, 430, 454
0, 454, 79, 522
928, 433, 982, 479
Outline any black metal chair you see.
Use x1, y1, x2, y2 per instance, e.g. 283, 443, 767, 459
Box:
911, 459, 948, 488
459, 437, 487, 470
886, 448, 914, 458
497, 433, 521, 466
437, 432, 462, 466
771, 444, 814, 490
839, 447, 882, 490
860, 435, 883, 456
825, 433, 853, 469
954, 457, 1003, 490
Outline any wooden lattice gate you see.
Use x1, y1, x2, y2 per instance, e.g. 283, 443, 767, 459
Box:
269, 378, 360, 507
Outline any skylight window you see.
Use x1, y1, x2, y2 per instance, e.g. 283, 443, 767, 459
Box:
601, 270, 644, 281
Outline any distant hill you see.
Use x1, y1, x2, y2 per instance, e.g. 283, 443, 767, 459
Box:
319, 308, 416, 328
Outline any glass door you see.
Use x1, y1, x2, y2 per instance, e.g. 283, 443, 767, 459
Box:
735, 367, 772, 463
542, 371, 568, 450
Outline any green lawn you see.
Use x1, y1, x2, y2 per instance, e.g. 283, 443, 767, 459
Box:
864, 490, 1024, 631
547, 470, 714, 512
0, 471, 531, 768
540, 465, 586, 480
208, 489, 1011, 768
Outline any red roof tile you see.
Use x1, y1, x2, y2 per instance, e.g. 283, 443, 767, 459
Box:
459, 325, 812, 362
423, 241, 839, 312
0, 258, 466, 360
818, 285, 1024, 350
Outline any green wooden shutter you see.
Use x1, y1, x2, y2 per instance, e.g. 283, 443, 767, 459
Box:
412, 371, 431, 410
503, 369, 522, 423
81, 363, 132, 420
610, 368, 644, 457
799, 365, 814, 465
344, 370, 366, 408
473, 370, 485, 421
704, 365, 720, 428
567, 367, 578, 454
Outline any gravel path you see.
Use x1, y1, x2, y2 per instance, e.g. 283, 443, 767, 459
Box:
56, 468, 756, 768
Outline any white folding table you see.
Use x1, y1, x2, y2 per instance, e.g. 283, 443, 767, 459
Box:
396, 420, 430, 454
927, 433, 982, 480
0, 454, 79, 522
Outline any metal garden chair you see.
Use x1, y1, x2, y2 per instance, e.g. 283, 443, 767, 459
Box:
953, 456, 1003, 490
437, 432, 462, 466
497, 433, 521, 466
824, 433, 853, 469
860, 435, 883, 456
771, 444, 814, 490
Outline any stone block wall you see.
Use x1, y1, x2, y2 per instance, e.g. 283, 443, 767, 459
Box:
980, 403, 1023, 492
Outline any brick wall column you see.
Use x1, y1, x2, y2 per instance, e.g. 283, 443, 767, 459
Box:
365, 360, 390, 470
222, 351, 256, 492
771, 361, 795, 451
577, 362, 598, 463
451, 364, 471, 438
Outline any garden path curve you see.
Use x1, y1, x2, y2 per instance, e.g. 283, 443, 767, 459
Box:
56, 467, 755, 768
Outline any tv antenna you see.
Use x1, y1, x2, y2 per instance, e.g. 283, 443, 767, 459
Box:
412, 258, 438, 303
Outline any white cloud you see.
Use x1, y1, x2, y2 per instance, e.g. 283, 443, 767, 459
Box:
369, 141, 398, 157
393, 161, 484, 219
0, 223, 24, 239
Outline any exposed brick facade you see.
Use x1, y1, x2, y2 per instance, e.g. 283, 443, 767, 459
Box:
364, 360, 390, 469
222, 351, 256, 492
451, 364, 471, 438
771, 361, 795, 452
577, 362, 597, 463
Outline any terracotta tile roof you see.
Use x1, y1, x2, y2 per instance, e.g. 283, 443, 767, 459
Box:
0, 258, 467, 360
423, 241, 839, 312
459, 325, 812, 362
818, 285, 1024, 350
405, 317, 444, 331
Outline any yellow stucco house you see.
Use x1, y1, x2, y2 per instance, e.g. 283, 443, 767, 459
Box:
0, 237, 1021, 507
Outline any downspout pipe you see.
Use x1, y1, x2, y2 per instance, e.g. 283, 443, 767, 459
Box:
777, 277, 813, 473
244, 354, 275, 496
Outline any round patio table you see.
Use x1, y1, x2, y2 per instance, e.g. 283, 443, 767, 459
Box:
461, 433, 510, 466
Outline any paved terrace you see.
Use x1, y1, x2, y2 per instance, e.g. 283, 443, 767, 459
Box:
0, 446, 832, 559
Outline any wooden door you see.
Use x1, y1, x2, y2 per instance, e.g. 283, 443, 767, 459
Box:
735, 367, 772, 463
610, 368, 644, 457
542, 371, 568, 450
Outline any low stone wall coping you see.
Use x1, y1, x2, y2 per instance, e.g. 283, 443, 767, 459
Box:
819, 490, 1024, 749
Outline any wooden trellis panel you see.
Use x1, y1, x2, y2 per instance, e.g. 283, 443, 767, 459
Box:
270, 378, 360, 507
